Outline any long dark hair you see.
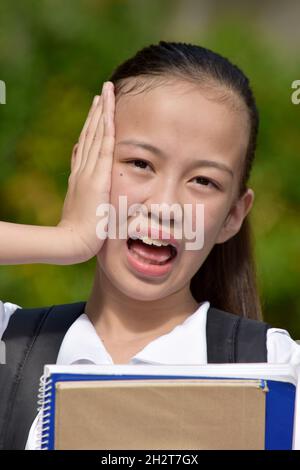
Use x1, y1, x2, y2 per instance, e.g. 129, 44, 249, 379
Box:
108, 41, 262, 320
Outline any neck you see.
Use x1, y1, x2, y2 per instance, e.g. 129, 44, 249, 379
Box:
85, 262, 200, 343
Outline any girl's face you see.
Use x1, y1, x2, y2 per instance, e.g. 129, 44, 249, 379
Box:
97, 80, 254, 301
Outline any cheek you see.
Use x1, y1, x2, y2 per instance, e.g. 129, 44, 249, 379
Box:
110, 166, 130, 206
182, 206, 226, 274
203, 203, 231, 253
187, 199, 225, 234
109, 169, 145, 240
110, 165, 145, 209
185, 200, 229, 257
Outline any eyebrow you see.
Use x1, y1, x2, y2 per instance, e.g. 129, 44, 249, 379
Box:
117, 139, 234, 178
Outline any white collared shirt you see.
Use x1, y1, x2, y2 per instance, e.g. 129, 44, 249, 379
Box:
1, 299, 300, 449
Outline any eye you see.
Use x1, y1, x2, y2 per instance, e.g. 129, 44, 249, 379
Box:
192, 176, 219, 190
126, 159, 152, 171
124, 160, 220, 189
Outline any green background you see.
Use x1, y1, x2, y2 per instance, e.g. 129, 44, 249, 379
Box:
0, 0, 299, 337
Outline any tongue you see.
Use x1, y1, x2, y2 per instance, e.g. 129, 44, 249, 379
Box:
130, 239, 172, 263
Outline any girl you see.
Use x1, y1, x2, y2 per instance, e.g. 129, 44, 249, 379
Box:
0, 41, 299, 450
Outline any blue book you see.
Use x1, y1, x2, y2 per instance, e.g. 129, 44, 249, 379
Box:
36, 363, 299, 450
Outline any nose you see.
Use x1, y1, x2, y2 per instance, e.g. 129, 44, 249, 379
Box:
144, 179, 182, 229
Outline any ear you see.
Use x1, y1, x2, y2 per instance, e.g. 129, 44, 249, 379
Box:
215, 188, 255, 244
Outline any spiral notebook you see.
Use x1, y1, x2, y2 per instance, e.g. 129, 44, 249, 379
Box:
36, 363, 299, 450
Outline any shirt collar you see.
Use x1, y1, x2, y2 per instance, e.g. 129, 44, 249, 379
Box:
56, 301, 210, 366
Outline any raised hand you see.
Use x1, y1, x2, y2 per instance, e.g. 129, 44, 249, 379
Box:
57, 81, 116, 261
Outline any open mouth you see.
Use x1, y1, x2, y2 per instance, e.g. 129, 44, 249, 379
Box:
126, 237, 178, 266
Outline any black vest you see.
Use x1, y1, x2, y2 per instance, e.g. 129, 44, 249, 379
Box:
0, 301, 272, 450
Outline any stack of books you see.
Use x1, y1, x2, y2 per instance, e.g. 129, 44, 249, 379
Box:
36, 363, 299, 450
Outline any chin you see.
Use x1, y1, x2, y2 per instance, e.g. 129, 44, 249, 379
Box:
110, 272, 175, 302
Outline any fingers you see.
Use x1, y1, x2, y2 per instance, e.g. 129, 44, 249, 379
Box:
93, 82, 115, 191
81, 89, 105, 168
74, 94, 100, 174
71, 143, 79, 173
85, 82, 114, 174
103, 82, 115, 137
84, 106, 104, 173
71, 81, 115, 184
81, 95, 100, 139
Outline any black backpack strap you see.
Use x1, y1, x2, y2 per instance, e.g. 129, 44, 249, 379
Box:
206, 306, 272, 363
0, 300, 86, 450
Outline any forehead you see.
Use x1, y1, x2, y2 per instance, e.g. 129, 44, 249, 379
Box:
115, 81, 249, 170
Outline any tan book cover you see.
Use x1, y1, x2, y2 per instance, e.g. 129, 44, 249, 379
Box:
53, 378, 267, 450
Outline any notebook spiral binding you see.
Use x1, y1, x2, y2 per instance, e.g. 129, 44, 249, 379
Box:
35, 373, 53, 450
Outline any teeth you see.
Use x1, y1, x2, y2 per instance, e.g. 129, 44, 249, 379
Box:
128, 234, 178, 252
139, 236, 170, 247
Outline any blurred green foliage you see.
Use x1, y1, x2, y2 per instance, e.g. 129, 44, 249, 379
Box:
0, 1, 299, 337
